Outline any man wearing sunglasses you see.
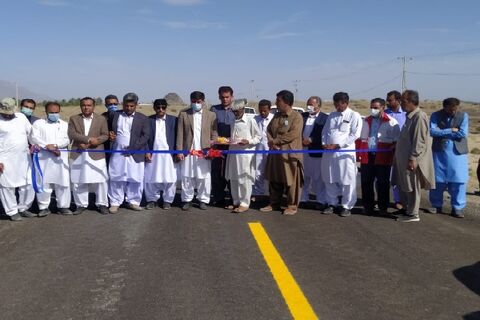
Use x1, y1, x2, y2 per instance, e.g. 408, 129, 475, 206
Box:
144, 99, 178, 210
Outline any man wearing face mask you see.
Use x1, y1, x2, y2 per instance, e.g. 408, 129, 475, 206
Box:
357, 98, 400, 216
144, 99, 178, 210
31, 102, 72, 217
102, 94, 120, 164
300, 96, 329, 210
0, 97, 35, 221
108, 93, 150, 213
429, 98, 468, 218
20, 99, 39, 124
176, 91, 218, 211
321, 92, 362, 217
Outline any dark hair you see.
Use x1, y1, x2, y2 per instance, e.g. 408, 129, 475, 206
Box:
308, 96, 322, 106
80, 96, 96, 106
387, 90, 401, 100
44, 101, 61, 110
153, 99, 168, 108
218, 86, 233, 95
402, 90, 419, 106
104, 94, 118, 102
20, 98, 36, 108
333, 92, 349, 104
443, 97, 460, 109
123, 92, 139, 104
190, 91, 205, 101
370, 98, 386, 106
276, 90, 294, 106
258, 99, 272, 108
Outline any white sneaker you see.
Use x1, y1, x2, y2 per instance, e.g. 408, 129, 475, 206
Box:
397, 214, 420, 222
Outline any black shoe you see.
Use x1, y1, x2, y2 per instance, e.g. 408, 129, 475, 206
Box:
145, 201, 156, 210
363, 207, 375, 215
199, 202, 208, 210
162, 203, 171, 210
322, 206, 334, 214
181, 202, 191, 211
74, 207, 87, 215
38, 209, 50, 218
10, 213, 23, 221
98, 205, 109, 215
428, 207, 442, 214
339, 208, 351, 217
19, 210, 35, 218
58, 208, 73, 215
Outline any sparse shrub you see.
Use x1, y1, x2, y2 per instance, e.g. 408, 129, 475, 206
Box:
471, 148, 480, 154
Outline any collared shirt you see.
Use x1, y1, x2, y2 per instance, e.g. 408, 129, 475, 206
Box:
118, 112, 135, 137
368, 117, 381, 149
192, 109, 203, 150
82, 114, 94, 135
211, 104, 235, 138
155, 115, 168, 149
303, 112, 318, 139
385, 107, 406, 128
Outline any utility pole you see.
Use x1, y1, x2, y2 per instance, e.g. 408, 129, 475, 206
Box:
250, 80, 255, 100
292, 80, 301, 96
15, 81, 19, 108
398, 56, 413, 92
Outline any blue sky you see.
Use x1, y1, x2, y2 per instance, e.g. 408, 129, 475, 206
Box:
1, 0, 480, 103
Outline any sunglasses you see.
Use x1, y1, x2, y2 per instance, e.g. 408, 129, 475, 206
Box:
154, 105, 167, 110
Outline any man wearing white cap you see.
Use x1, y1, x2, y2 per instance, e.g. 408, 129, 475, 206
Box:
0, 98, 36, 221
225, 100, 261, 213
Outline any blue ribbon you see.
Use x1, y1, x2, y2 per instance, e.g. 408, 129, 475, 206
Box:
31, 152, 45, 193
60, 148, 390, 155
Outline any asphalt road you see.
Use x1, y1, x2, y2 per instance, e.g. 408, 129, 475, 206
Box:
0, 197, 479, 320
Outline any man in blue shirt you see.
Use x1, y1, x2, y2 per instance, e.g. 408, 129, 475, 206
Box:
429, 98, 469, 218
210, 86, 235, 206
385, 90, 406, 210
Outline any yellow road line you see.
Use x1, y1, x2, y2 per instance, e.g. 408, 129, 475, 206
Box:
248, 222, 318, 320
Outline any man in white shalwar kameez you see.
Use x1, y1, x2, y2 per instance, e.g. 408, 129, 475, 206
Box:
321, 92, 362, 217
31, 102, 71, 216
176, 91, 217, 211
145, 99, 178, 210
0, 98, 35, 221
225, 100, 261, 213
108, 93, 150, 213
252, 99, 273, 200
68, 97, 109, 215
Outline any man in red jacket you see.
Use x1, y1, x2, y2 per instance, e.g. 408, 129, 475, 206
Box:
358, 98, 401, 215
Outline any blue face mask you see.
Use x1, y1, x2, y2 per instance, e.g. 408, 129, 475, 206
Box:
47, 113, 60, 122
191, 103, 202, 112
20, 107, 34, 117
107, 104, 118, 112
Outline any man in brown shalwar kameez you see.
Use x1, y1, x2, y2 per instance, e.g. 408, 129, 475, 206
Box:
260, 90, 304, 215
392, 90, 435, 222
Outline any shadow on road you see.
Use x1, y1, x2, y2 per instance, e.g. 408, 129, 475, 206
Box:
454, 261, 480, 320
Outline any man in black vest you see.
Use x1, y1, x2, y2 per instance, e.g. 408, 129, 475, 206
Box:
429, 97, 468, 218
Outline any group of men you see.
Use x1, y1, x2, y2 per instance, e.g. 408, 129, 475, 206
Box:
0, 86, 470, 222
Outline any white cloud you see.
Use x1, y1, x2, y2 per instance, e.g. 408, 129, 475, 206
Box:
37, 0, 69, 6
161, 0, 205, 5
162, 20, 225, 29
257, 12, 305, 40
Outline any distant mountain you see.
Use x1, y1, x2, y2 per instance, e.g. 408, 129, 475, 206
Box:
0, 80, 51, 102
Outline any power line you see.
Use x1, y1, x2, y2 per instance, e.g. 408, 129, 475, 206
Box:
398, 56, 413, 92
351, 75, 402, 97
407, 71, 480, 76
411, 48, 480, 59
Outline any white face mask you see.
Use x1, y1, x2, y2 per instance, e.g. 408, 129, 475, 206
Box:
307, 105, 315, 114
370, 108, 381, 117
